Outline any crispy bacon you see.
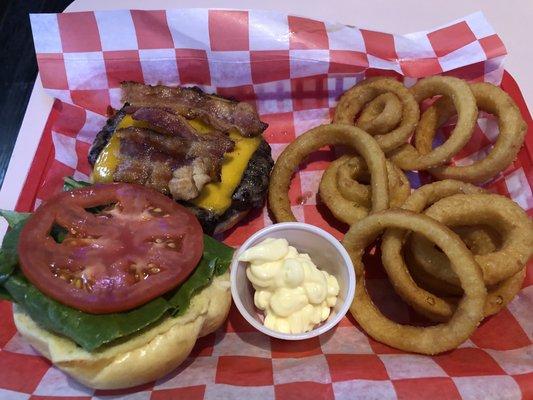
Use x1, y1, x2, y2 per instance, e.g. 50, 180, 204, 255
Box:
130, 107, 235, 157
131, 107, 199, 139
121, 82, 268, 137
113, 127, 227, 200
90, 83, 269, 202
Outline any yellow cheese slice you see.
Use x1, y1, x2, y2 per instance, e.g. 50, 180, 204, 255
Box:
91, 115, 148, 183
92, 115, 261, 215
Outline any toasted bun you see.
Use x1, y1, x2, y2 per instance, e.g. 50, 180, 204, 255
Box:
13, 271, 231, 390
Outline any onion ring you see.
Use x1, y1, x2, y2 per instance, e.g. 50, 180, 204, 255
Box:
406, 248, 525, 321
405, 246, 465, 297
407, 224, 500, 297
381, 180, 485, 320
408, 224, 501, 297
381, 181, 529, 322
388, 76, 478, 170
452, 225, 502, 255
336, 156, 410, 208
411, 193, 533, 286
344, 210, 486, 355
319, 156, 410, 224
414, 82, 527, 182
356, 92, 402, 135
482, 269, 526, 317
336, 156, 372, 207
318, 156, 369, 225
268, 124, 389, 223
333, 77, 420, 152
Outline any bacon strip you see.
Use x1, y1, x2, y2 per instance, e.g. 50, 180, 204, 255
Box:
129, 107, 235, 157
121, 82, 268, 137
113, 127, 228, 199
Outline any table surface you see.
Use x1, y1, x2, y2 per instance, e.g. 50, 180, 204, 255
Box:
1, 0, 532, 237
0, 0, 72, 189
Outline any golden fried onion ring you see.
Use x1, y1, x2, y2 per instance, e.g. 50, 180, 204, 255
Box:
481, 269, 526, 317
389, 76, 478, 170
381, 180, 485, 321
344, 210, 486, 355
268, 124, 389, 223
452, 225, 502, 255
318, 156, 369, 224
408, 224, 500, 297
406, 254, 526, 322
356, 92, 402, 135
337, 156, 372, 207
411, 193, 533, 286
337, 156, 410, 208
319, 156, 410, 224
414, 82, 527, 183
333, 77, 420, 152
407, 224, 501, 298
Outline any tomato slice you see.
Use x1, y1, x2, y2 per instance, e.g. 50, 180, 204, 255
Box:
18, 183, 204, 314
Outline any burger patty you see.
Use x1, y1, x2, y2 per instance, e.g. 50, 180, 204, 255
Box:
88, 107, 128, 166
186, 139, 273, 234
88, 109, 273, 234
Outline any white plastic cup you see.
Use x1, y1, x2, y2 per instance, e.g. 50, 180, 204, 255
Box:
230, 222, 356, 340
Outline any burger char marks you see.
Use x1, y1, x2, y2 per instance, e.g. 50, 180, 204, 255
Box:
121, 82, 268, 137
114, 127, 228, 200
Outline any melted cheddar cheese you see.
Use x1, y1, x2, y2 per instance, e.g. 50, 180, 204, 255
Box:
92, 115, 260, 215
91, 115, 147, 182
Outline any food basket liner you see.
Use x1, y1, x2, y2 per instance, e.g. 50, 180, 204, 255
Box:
0, 9, 530, 399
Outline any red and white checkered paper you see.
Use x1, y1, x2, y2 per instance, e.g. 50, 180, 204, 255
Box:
1, 9, 531, 400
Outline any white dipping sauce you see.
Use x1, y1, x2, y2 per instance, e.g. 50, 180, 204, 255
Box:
238, 238, 339, 334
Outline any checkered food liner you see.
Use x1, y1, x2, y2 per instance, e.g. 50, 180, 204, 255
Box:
0, 9, 530, 400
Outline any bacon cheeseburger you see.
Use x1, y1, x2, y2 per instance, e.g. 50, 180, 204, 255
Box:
89, 82, 273, 234
0, 183, 233, 389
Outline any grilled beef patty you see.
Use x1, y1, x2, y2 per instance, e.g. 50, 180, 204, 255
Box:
88, 109, 273, 235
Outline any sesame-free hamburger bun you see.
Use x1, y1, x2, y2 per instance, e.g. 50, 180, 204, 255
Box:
13, 271, 231, 390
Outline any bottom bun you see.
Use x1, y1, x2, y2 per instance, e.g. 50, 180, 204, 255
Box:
13, 271, 232, 390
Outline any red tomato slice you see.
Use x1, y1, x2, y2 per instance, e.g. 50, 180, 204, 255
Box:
18, 183, 204, 314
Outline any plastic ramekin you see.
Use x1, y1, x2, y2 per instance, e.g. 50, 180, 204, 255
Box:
230, 222, 356, 340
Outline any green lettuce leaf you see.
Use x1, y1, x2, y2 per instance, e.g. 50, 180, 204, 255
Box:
4, 272, 170, 351
0, 251, 17, 285
0, 210, 31, 227
0, 219, 27, 284
63, 176, 91, 191
0, 209, 233, 351
0, 286, 13, 301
